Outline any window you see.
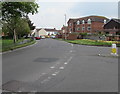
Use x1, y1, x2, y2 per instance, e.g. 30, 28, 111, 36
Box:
87, 19, 91, 24
82, 20, 85, 24
77, 27, 80, 31
69, 28, 72, 32
69, 23, 72, 26
82, 27, 85, 31
87, 26, 91, 31
104, 19, 107, 24
77, 20, 80, 25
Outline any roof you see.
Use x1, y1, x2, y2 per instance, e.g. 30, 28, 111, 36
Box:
44, 28, 57, 32
36, 28, 59, 32
112, 19, 120, 24
68, 15, 109, 23
103, 18, 120, 29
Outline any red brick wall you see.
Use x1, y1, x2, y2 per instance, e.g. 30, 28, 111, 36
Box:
67, 17, 107, 34
91, 22, 104, 32
73, 22, 104, 33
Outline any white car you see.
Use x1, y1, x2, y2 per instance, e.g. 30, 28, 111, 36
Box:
51, 36, 56, 39
41, 36, 45, 39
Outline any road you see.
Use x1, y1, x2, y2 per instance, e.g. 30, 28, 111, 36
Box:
2, 39, 118, 92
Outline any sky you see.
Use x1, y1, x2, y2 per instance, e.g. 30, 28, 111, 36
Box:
29, 1, 119, 30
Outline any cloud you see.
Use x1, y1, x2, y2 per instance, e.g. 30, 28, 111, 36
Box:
29, 2, 118, 30
29, 2, 77, 29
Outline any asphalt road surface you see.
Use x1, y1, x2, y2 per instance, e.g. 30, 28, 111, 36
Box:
2, 38, 118, 92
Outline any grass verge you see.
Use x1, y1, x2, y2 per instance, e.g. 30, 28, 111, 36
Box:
1, 39, 36, 52
56, 38, 120, 47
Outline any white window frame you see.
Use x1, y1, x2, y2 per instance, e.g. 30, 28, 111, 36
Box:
87, 19, 91, 24
82, 20, 85, 24
77, 20, 80, 25
104, 19, 107, 24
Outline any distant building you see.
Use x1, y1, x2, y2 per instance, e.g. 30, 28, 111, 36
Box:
34, 28, 59, 37
61, 25, 68, 34
67, 15, 109, 34
103, 19, 120, 41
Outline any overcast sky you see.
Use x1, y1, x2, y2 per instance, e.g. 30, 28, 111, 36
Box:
29, 1, 119, 30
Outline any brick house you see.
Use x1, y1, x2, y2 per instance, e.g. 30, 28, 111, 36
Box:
103, 19, 120, 41
67, 15, 109, 34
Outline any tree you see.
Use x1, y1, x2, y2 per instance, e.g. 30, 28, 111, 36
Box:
2, 2, 39, 43
2, 17, 31, 39
26, 16, 35, 30
16, 18, 31, 39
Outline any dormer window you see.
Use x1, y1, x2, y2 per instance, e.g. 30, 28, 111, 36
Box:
82, 20, 85, 24
104, 19, 107, 24
77, 20, 80, 25
87, 19, 91, 24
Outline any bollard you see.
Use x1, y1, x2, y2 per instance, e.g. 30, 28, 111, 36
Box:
111, 44, 117, 55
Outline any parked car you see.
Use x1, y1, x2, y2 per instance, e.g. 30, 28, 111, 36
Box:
41, 36, 45, 39
51, 35, 56, 39
35, 37, 41, 40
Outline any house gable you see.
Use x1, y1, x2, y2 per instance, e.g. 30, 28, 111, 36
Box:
104, 19, 120, 29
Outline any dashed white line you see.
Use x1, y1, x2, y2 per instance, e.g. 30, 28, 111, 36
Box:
52, 73, 57, 76
42, 73, 46, 75
41, 78, 50, 83
50, 66, 55, 69
55, 71, 60, 74
67, 56, 73, 63
48, 77, 51, 79
64, 62, 68, 65
59, 67, 64, 70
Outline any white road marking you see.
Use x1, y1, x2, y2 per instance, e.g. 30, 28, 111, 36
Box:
42, 73, 46, 75
52, 73, 57, 76
71, 44, 73, 47
50, 66, 55, 69
48, 77, 51, 79
59, 67, 64, 70
41, 78, 50, 83
55, 71, 60, 74
67, 56, 73, 63
70, 50, 73, 53
18, 91, 22, 92
64, 62, 68, 64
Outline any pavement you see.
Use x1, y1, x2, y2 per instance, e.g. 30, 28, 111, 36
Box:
2, 38, 118, 92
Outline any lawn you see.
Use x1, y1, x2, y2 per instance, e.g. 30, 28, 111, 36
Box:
1, 38, 36, 52
57, 39, 120, 47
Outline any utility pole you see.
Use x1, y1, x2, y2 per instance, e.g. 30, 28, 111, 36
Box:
64, 14, 67, 40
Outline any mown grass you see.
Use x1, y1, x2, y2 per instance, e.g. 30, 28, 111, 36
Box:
1, 38, 36, 52
56, 39, 120, 47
